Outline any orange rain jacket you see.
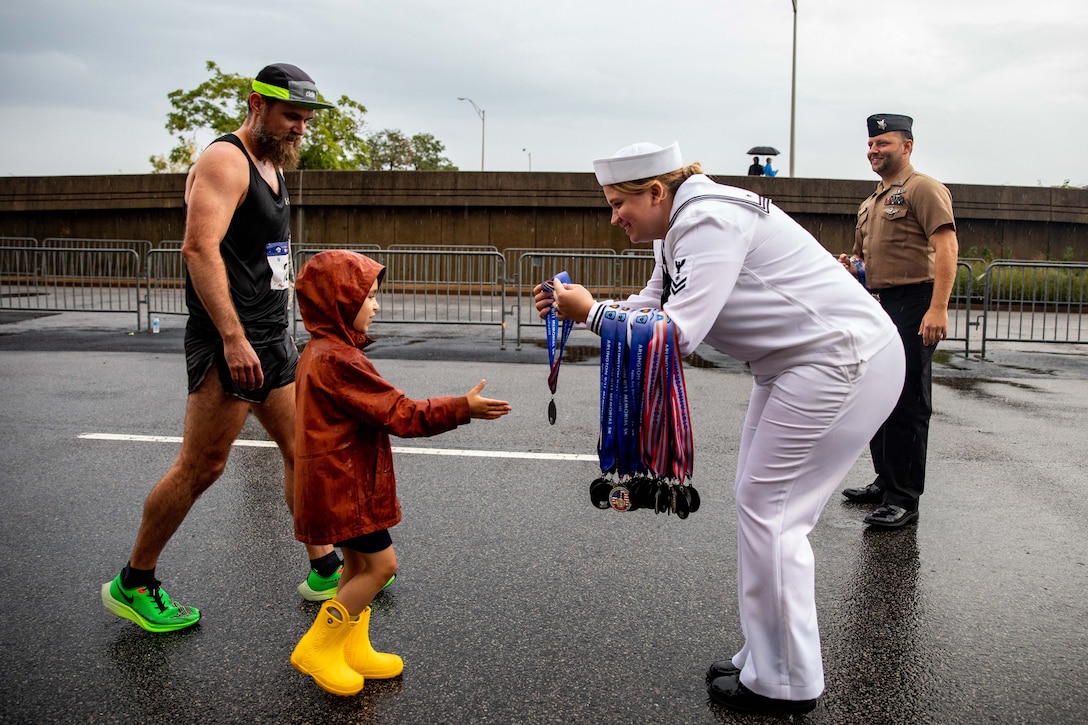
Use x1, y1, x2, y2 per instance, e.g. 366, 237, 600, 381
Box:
293, 250, 470, 545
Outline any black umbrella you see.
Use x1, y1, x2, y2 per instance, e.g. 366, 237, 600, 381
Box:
746, 146, 780, 156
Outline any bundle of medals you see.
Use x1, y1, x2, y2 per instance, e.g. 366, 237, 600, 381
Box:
591, 303, 698, 519
543, 274, 698, 520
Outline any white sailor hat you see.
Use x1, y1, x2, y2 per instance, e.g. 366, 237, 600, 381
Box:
592, 142, 683, 186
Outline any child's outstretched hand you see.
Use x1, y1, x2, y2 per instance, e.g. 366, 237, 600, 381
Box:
466, 380, 512, 420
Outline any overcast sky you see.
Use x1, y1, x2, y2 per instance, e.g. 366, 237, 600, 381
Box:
3, 0, 1086, 187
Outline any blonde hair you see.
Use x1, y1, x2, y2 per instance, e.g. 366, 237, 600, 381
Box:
611, 162, 704, 195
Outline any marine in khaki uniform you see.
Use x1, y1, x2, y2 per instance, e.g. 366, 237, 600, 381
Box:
839, 113, 959, 528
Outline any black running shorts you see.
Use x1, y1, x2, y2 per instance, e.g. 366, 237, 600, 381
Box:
185, 325, 298, 404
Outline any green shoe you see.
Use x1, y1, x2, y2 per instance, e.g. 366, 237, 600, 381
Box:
380, 573, 396, 591
101, 574, 201, 633
298, 564, 342, 601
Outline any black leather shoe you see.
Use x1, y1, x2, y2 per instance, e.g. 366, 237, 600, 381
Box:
708, 673, 818, 715
842, 481, 883, 503
705, 659, 740, 683
864, 504, 919, 529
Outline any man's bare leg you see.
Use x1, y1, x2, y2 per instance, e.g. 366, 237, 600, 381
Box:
129, 374, 251, 569
250, 382, 334, 561
102, 374, 248, 632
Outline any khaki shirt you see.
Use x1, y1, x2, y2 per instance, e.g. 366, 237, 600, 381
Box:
853, 164, 956, 289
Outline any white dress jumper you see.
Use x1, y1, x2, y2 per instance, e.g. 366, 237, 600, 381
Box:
586, 175, 905, 701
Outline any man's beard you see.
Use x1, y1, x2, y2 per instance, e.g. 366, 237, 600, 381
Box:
253, 111, 302, 171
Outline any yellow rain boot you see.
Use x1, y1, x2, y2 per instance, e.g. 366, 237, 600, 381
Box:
344, 606, 403, 678
290, 599, 365, 696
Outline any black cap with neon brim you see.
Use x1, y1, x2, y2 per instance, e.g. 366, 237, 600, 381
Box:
252, 63, 335, 110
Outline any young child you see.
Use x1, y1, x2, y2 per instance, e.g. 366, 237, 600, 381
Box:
289, 250, 511, 696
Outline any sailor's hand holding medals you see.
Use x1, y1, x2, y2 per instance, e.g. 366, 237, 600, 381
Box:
535, 273, 699, 520
537, 272, 575, 425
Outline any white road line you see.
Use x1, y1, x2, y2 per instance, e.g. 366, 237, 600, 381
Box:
78, 432, 598, 462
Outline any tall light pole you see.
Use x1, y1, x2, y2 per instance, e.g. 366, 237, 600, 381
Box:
522, 148, 532, 171
458, 97, 485, 171
789, 0, 797, 177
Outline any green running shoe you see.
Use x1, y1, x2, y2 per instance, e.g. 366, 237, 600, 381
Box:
298, 564, 342, 601
380, 573, 396, 591
101, 574, 201, 633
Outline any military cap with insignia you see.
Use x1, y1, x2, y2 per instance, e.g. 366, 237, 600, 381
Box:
867, 113, 913, 137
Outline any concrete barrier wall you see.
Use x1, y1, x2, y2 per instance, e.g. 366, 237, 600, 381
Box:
2, 171, 1086, 260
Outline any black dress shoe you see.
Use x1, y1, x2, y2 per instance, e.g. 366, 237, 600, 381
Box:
864, 504, 919, 529
705, 659, 740, 683
708, 673, 818, 715
842, 481, 883, 503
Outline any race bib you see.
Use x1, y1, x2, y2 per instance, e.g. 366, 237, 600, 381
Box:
266, 241, 290, 290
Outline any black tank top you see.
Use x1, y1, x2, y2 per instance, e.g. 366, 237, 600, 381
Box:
185, 133, 291, 336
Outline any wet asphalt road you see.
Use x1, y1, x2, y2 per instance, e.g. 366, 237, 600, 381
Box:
1, 311, 1087, 724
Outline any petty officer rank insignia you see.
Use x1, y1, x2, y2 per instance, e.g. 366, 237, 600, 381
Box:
662, 257, 689, 307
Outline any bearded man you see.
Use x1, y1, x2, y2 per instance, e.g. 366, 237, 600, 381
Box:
101, 64, 342, 632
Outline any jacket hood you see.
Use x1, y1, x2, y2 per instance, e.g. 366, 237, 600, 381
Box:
296, 250, 385, 346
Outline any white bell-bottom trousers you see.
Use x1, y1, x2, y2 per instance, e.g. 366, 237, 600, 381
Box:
729, 337, 905, 701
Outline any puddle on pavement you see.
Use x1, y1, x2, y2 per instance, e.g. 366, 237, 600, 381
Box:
935, 376, 1045, 412
935, 377, 1040, 393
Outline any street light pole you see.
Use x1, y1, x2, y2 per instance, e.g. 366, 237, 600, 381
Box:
522, 148, 532, 171
458, 97, 485, 171
789, 0, 797, 177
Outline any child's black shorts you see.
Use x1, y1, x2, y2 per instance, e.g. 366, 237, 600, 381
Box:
337, 529, 393, 554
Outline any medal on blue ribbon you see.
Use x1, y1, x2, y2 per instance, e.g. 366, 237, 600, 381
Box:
543, 271, 573, 425
598, 305, 625, 477
590, 301, 697, 519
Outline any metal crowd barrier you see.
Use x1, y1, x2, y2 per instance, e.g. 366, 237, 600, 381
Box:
512, 250, 657, 350
43, 237, 152, 260
502, 246, 615, 281
290, 244, 381, 340
941, 259, 983, 358
388, 243, 498, 253
295, 243, 382, 256
293, 247, 508, 349
145, 247, 188, 329
0, 246, 142, 328
978, 261, 1088, 357
0, 239, 1085, 359
0, 236, 39, 247
515, 255, 984, 357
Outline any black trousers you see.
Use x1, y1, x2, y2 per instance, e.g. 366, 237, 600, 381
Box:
870, 282, 936, 511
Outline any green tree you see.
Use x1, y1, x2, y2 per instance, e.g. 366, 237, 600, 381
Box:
365, 129, 457, 171
150, 60, 370, 172
367, 129, 413, 170
408, 133, 457, 170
